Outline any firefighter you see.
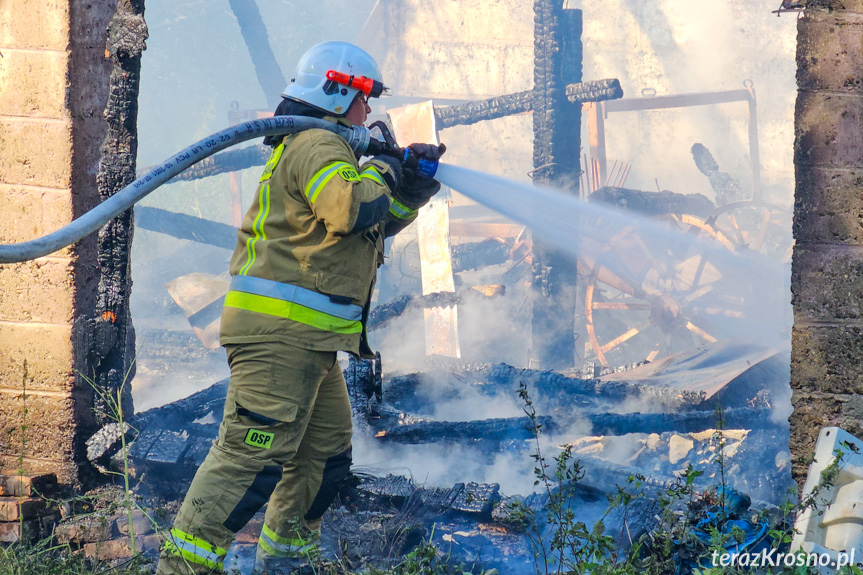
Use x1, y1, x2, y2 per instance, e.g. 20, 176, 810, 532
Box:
156, 41, 444, 574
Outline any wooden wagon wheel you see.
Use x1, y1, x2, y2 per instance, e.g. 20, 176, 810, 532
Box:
581, 214, 747, 367
704, 201, 793, 262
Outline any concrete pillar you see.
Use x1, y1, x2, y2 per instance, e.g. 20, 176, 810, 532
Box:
791, 0, 863, 489
0, 1, 114, 484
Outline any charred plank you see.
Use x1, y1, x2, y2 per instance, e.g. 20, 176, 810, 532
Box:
227, 0, 286, 108
691, 143, 748, 205
433, 80, 621, 130
587, 407, 776, 436
373, 416, 554, 445
565, 78, 623, 104
368, 293, 460, 332
452, 238, 511, 272
344, 354, 382, 428
369, 289, 506, 333
530, 2, 583, 370
382, 363, 715, 418
132, 379, 229, 431
91, 0, 148, 424
590, 186, 716, 218
135, 207, 236, 249
434, 90, 535, 130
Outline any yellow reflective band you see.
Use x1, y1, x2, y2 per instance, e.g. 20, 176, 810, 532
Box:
305, 161, 357, 204
360, 166, 385, 186
258, 537, 285, 558
262, 524, 312, 546
224, 291, 362, 334
165, 541, 224, 571
389, 198, 416, 220
259, 143, 285, 182
165, 528, 227, 571
260, 524, 318, 558
239, 183, 271, 276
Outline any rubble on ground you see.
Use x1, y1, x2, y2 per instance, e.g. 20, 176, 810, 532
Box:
0, 470, 60, 544
79, 329, 794, 568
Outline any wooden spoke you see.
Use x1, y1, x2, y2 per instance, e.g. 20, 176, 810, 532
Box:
727, 213, 746, 246
599, 323, 650, 355
646, 333, 670, 363
700, 307, 745, 318
690, 254, 708, 291
679, 214, 710, 232
633, 233, 663, 274
595, 266, 648, 299
685, 321, 718, 343
754, 209, 771, 253
682, 284, 714, 305
607, 225, 637, 247
710, 229, 737, 252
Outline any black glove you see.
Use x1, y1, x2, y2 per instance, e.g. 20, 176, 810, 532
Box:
400, 143, 445, 204
407, 142, 447, 161
401, 171, 441, 205
365, 154, 403, 192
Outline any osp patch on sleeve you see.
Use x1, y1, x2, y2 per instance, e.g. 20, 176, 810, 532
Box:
336, 165, 360, 182
244, 429, 275, 449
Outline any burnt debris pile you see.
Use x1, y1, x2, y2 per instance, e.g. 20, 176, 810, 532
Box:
89, 339, 791, 506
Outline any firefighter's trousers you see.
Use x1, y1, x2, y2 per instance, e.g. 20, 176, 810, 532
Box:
156, 342, 353, 574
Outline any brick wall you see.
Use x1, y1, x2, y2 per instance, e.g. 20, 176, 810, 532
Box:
790, 0, 863, 487
0, 1, 114, 484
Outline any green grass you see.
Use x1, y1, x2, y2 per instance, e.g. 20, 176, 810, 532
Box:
0, 542, 152, 575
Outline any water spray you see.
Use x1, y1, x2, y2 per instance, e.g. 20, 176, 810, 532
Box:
434, 163, 789, 348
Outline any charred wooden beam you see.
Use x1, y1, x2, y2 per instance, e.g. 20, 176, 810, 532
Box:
135, 207, 236, 249
587, 407, 775, 436
565, 78, 623, 104
370, 407, 774, 448
589, 187, 716, 218
434, 79, 621, 130
132, 378, 228, 431
690, 143, 747, 205
372, 416, 555, 444
356, 475, 501, 518
368, 288, 503, 332
91, 0, 148, 423
150, 80, 624, 185
344, 354, 382, 428
88, 379, 226, 475
530, 2, 582, 370
452, 238, 511, 272
368, 293, 461, 332
227, 0, 286, 109
434, 90, 535, 130
383, 364, 707, 415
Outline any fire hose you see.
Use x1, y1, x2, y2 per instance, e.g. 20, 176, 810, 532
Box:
0, 115, 440, 264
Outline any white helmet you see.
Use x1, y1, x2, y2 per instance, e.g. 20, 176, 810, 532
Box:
282, 41, 386, 116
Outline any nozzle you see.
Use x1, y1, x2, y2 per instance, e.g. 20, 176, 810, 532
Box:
402, 149, 440, 179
